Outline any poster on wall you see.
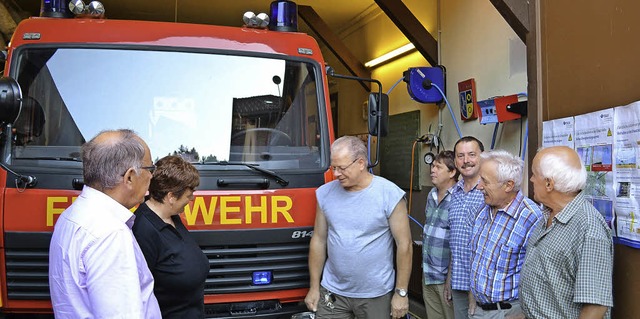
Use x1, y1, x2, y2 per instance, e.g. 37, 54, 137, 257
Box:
613, 102, 640, 248
542, 116, 575, 148
574, 109, 616, 229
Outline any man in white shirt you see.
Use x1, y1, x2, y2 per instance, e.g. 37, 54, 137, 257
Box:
49, 129, 162, 318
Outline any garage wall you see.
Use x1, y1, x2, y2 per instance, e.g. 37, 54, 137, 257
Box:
312, 0, 527, 237
538, 1, 640, 317
329, 0, 527, 185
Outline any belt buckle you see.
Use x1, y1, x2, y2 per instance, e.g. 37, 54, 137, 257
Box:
498, 302, 512, 310
477, 302, 494, 311
478, 301, 511, 311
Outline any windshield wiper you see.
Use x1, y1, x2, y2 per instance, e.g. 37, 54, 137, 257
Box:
16, 156, 82, 162
200, 161, 289, 187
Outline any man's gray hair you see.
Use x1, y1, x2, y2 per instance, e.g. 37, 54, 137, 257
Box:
480, 149, 524, 191
331, 135, 368, 161
82, 129, 146, 190
537, 148, 587, 193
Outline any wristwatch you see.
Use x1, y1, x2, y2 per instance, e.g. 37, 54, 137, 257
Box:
395, 288, 408, 297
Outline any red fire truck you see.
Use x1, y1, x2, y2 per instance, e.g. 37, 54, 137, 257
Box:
0, 1, 386, 317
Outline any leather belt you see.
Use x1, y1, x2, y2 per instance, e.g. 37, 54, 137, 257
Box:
476, 301, 512, 311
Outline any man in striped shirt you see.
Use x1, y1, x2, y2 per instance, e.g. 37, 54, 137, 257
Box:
468, 150, 544, 318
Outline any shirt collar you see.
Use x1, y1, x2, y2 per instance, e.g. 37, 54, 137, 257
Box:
499, 190, 525, 218
429, 184, 455, 200
453, 178, 479, 194
137, 202, 179, 231
553, 191, 584, 224
82, 185, 136, 228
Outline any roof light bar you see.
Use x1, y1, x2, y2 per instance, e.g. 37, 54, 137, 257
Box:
87, 1, 105, 16
45, 0, 105, 18
243, 11, 270, 29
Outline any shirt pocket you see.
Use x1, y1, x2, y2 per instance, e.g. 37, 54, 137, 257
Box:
495, 243, 523, 274
423, 224, 449, 240
539, 245, 574, 284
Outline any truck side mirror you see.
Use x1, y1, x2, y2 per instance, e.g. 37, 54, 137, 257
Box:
368, 92, 388, 137
0, 77, 22, 124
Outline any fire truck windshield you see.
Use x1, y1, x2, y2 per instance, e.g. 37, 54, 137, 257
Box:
10, 47, 324, 170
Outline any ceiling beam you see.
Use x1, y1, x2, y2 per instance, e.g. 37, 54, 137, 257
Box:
489, 0, 528, 43
0, 0, 29, 24
298, 5, 371, 92
374, 0, 438, 66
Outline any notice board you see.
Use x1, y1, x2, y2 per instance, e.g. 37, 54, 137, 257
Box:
380, 110, 420, 190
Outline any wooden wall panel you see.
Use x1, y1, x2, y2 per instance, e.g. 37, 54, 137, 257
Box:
540, 1, 640, 317
542, 0, 640, 120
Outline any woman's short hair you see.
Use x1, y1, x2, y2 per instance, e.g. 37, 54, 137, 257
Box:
480, 149, 524, 191
434, 150, 460, 180
149, 155, 200, 203
82, 129, 146, 190
537, 149, 587, 193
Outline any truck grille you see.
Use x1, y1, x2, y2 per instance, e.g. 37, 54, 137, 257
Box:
203, 242, 309, 294
4, 229, 312, 300
5, 248, 50, 299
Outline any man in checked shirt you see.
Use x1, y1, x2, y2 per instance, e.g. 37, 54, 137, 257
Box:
421, 150, 459, 319
519, 146, 613, 319
468, 150, 544, 318
445, 136, 486, 319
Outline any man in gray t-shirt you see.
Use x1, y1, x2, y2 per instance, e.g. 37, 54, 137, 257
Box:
304, 136, 413, 319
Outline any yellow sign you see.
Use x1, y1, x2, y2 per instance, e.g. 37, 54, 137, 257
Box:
184, 195, 294, 225
46, 195, 295, 227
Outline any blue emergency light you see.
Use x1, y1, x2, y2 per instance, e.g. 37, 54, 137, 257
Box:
269, 0, 298, 32
252, 271, 273, 285
40, 0, 73, 18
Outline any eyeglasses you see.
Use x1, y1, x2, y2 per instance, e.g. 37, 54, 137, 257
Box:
140, 165, 156, 173
121, 164, 156, 176
330, 158, 359, 173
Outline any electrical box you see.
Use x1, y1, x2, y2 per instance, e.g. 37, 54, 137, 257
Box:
477, 94, 523, 124
405, 66, 445, 104
494, 94, 521, 122
478, 99, 498, 124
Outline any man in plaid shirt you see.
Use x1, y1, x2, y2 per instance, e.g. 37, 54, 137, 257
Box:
468, 150, 543, 318
422, 150, 459, 319
519, 146, 613, 319
446, 136, 485, 319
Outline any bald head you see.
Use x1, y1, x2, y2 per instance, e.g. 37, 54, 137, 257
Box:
538, 146, 582, 170
533, 146, 586, 194
331, 136, 368, 161
82, 129, 150, 190
91, 130, 121, 145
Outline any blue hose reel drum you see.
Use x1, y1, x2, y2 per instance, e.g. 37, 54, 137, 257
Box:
406, 66, 446, 104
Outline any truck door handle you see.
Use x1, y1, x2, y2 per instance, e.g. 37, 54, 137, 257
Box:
217, 178, 270, 189
72, 178, 84, 190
